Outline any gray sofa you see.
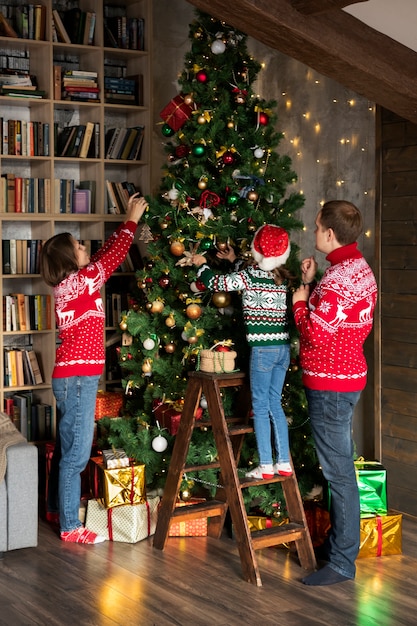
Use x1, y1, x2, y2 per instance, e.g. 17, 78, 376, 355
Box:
0, 440, 38, 555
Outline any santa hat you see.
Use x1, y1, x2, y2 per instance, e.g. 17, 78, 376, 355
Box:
251, 224, 291, 271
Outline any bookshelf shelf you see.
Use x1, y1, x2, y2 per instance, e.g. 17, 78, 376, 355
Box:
0, 0, 152, 440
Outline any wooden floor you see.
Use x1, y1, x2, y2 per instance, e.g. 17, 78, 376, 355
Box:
1, 513, 416, 626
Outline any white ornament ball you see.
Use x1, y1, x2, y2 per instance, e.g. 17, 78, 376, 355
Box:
143, 338, 156, 350
152, 435, 168, 452
200, 396, 208, 409
254, 147, 264, 159
190, 281, 201, 293
211, 39, 226, 55
181, 331, 188, 341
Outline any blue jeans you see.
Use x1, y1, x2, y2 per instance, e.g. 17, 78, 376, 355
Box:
52, 375, 100, 532
250, 344, 290, 465
305, 388, 361, 579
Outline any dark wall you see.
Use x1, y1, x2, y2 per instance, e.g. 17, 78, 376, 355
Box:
380, 108, 417, 515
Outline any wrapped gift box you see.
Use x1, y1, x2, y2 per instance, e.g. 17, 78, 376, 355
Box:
90, 456, 146, 509
303, 500, 331, 547
160, 94, 193, 132
358, 512, 402, 558
154, 402, 182, 435
247, 515, 286, 532
168, 498, 208, 537
355, 459, 388, 517
85, 497, 160, 543
95, 390, 124, 420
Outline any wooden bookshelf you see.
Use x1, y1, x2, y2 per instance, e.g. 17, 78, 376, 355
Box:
0, 0, 152, 440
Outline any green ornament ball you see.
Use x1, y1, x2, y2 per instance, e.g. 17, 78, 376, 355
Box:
192, 144, 206, 157
227, 192, 240, 206
199, 238, 212, 250
162, 124, 175, 137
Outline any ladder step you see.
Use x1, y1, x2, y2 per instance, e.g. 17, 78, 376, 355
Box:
240, 475, 288, 488
171, 500, 227, 522
250, 523, 306, 550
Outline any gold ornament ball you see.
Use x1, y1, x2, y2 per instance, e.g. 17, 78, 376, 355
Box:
119, 320, 128, 331
170, 240, 185, 257
198, 179, 208, 190
137, 279, 146, 289
216, 240, 228, 251
186, 303, 203, 320
160, 220, 169, 230
142, 359, 152, 373
197, 114, 206, 125
165, 342, 176, 354
248, 190, 259, 202
227, 121, 234, 129
151, 300, 164, 314
212, 291, 232, 308
188, 335, 198, 344
184, 94, 194, 105
146, 302, 153, 311
248, 223, 257, 232
165, 314, 176, 328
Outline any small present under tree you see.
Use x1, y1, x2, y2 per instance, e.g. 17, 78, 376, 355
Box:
101, 10, 322, 515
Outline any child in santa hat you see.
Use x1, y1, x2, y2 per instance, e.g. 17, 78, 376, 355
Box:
192, 224, 294, 479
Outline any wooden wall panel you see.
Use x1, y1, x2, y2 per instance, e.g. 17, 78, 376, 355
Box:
380, 108, 417, 515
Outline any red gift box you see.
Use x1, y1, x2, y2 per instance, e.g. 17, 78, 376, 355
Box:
154, 403, 181, 435
168, 498, 208, 537
160, 94, 193, 132
303, 500, 331, 547
95, 390, 124, 420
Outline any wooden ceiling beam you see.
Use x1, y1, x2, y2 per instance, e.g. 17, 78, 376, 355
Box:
290, 0, 369, 15
186, 0, 417, 124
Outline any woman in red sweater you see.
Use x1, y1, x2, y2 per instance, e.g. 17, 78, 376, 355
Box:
41, 193, 147, 544
293, 200, 377, 585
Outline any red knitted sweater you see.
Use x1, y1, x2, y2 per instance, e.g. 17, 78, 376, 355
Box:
293, 243, 377, 392
52, 221, 137, 378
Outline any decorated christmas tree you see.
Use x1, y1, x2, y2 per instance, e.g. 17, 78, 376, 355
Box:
100, 10, 322, 515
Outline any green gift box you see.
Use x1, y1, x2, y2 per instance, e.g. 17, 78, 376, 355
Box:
354, 459, 388, 517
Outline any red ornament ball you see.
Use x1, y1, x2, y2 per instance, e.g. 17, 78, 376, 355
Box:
158, 276, 170, 288
258, 112, 269, 126
175, 144, 190, 159
196, 70, 208, 83
222, 151, 235, 165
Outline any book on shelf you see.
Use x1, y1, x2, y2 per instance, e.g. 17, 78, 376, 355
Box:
72, 189, 91, 214
78, 180, 96, 211
26, 349, 43, 385
78, 121, 94, 158
0, 12, 18, 38
52, 9, 71, 44
53, 65, 62, 100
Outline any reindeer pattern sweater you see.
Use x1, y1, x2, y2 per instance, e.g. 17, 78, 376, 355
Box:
292, 243, 377, 392
196, 263, 290, 346
52, 221, 137, 378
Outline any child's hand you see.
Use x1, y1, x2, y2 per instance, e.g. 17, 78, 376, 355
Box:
216, 246, 236, 263
126, 193, 148, 224
192, 254, 207, 267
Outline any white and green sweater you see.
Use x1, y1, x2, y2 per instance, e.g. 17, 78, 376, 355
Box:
196, 263, 290, 346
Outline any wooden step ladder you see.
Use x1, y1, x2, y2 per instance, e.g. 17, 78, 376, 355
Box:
153, 370, 316, 586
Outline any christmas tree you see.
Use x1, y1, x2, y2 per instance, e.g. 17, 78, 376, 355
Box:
101, 10, 321, 515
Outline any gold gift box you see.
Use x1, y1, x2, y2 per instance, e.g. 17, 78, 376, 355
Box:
358, 512, 402, 558
90, 456, 146, 509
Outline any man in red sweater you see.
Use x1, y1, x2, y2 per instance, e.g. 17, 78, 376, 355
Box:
293, 200, 377, 585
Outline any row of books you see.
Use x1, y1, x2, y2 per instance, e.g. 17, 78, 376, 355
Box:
104, 15, 145, 51
52, 8, 96, 46
2, 239, 43, 275
0, 4, 46, 41
104, 75, 143, 106
1, 118, 50, 156
1, 175, 50, 213
3, 294, 52, 332
105, 180, 138, 215
61, 69, 99, 102
54, 179, 95, 215
105, 126, 144, 160
56, 122, 96, 158
5, 394, 52, 442
3, 348, 43, 388
0, 69, 46, 99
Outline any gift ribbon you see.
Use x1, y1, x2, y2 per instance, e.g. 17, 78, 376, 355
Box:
106, 500, 152, 541
376, 515, 383, 557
